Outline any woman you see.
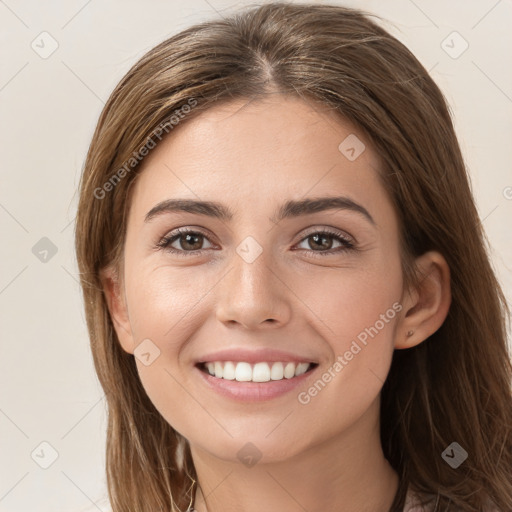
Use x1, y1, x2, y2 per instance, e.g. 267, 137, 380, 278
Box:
75, 3, 512, 511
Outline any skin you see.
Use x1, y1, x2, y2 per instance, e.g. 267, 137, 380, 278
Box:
102, 94, 451, 512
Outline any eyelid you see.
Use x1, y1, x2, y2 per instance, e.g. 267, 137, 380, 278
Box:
297, 225, 355, 244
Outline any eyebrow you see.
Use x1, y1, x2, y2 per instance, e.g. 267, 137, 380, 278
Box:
144, 196, 375, 225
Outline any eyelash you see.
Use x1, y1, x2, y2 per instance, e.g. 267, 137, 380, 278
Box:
156, 227, 355, 258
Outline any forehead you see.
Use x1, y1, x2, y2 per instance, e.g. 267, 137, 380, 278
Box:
130, 95, 392, 223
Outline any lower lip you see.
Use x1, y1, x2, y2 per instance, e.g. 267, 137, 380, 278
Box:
194, 365, 318, 402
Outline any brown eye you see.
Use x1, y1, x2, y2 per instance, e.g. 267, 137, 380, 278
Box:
308, 233, 335, 250
174, 232, 204, 251
158, 228, 214, 255
295, 230, 354, 255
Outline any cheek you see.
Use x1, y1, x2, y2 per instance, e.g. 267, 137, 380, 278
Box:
296, 254, 403, 390
297, 257, 403, 343
123, 263, 209, 431
125, 261, 211, 343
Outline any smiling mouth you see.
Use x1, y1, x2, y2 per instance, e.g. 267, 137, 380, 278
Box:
196, 361, 318, 383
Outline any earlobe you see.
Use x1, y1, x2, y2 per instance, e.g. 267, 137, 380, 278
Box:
395, 251, 451, 349
100, 265, 135, 355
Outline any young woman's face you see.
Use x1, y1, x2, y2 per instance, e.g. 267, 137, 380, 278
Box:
111, 94, 407, 463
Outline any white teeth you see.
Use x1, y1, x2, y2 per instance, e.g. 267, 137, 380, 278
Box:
201, 361, 313, 382
214, 361, 223, 378
283, 362, 295, 379
252, 362, 271, 382
235, 362, 252, 381
222, 361, 236, 380
270, 362, 284, 380
295, 362, 310, 376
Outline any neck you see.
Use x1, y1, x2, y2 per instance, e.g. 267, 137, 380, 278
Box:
189, 398, 399, 512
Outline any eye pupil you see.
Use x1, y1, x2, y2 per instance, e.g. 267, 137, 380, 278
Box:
310, 233, 333, 250
181, 233, 202, 250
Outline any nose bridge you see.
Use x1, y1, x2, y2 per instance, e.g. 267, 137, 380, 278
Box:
215, 234, 291, 327
236, 238, 272, 293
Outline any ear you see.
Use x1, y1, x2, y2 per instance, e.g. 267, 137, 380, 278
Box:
100, 265, 135, 355
395, 251, 451, 349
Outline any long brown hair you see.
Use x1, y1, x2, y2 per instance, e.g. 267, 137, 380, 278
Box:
74, 3, 512, 511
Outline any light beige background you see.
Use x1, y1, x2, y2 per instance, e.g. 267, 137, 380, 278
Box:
0, 1, 511, 511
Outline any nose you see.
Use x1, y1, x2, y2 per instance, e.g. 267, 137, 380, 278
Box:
215, 244, 292, 330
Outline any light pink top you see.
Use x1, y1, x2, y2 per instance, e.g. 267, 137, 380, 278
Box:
403, 488, 435, 511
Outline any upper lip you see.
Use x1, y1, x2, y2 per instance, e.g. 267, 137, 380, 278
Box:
195, 348, 318, 365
